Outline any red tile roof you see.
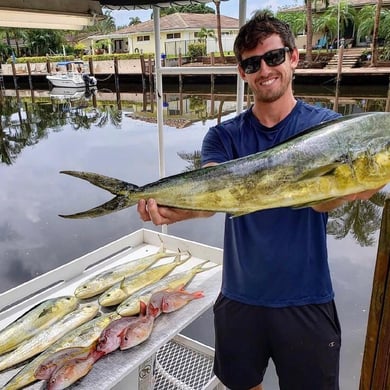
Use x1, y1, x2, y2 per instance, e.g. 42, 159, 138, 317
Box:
116, 12, 239, 34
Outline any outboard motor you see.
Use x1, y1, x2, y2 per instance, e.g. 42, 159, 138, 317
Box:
83, 74, 91, 86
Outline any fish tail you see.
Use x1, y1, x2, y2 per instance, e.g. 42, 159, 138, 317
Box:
59, 171, 140, 219
191, 290, 204, 298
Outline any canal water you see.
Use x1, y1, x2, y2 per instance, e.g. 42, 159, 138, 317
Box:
0, 79, 389, 389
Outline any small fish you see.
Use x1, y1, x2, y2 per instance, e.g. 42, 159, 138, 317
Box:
46, 353, 97, 390
161, 289, 204, 313
35, 345, 95, 380
119, 304, 156, 350
3, 312, 120, 390
74, 243, 179, 299
59, 112, 390, 218
147, 288, 203, 317
99, 251, 191, 307
0, 296, 78, 356
0, 304, 99, 372
95, 316, 140, 355
116, 261, 215, 316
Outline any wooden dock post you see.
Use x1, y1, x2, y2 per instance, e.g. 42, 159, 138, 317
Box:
360, 197, 390, 390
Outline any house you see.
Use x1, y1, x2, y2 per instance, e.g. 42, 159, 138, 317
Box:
82, 12, 239, 56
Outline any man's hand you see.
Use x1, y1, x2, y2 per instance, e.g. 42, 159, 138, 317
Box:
137, 199, 214, 226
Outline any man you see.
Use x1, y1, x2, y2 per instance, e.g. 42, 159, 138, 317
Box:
138, 12, 380, 390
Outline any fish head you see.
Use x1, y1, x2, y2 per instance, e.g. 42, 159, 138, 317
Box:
52, 296, 79, 314
98, 288, 127, 307
47, 356, 95, 390
74, 281, 101, 299
96, 318, 136, 354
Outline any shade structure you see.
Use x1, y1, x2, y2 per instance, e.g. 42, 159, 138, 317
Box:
0, 0, 104, 30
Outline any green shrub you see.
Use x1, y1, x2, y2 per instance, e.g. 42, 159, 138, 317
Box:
188, 43, 206, 58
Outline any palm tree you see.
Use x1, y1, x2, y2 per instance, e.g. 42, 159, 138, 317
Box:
197, 27, 215, 44
305, 0, 314, 63
277, 11, 306, 37
129, 17, 141, 26
371, 0, 383, 66
213, 0, 226, 63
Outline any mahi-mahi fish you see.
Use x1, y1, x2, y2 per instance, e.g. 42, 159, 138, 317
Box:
59, 112, 390, 218
98, 251, 191, 307
0, 304, 98, 372
116, 261, 216, 316
3, 312, 120, 390
0, 296, 78, 356
74, 243, 180, 299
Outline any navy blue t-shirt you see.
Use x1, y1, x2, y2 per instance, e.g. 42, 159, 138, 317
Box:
201, 100, 341, 307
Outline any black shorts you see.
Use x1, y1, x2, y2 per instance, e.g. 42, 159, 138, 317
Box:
213, 294, 341, 390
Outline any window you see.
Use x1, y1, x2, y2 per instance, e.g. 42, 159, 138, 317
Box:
167, 33, 181, 39
137, 35, 150, 42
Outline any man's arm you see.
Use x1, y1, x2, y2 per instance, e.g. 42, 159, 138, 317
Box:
312, 187, 385, 213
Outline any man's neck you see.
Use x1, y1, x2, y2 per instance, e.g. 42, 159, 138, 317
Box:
252, 96, 297, 128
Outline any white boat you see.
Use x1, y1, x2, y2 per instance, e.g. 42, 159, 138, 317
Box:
49, 86, 97, 100
46, 60, 97, 88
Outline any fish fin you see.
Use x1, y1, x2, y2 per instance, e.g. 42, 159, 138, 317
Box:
190, 260, 219, 274
60, 171, 138, 195
59, 195, 134, 219
296, 163, 341, 181
139, 301, 147, 316
291, 197, 338, 209
229, 211, 250, 218
191, 290, 205, 299
178, 250, 192, 263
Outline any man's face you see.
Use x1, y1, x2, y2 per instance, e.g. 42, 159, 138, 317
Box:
238, 34, 299, 104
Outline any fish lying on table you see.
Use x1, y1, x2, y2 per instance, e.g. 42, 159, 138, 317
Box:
59, 112, 390, 219
2, 312, 120, 390
0, 304, 99, 372
74, 243, 180, 299
0, 296, 78, 356
116, 260, 215, 316
98, 251, 191, 307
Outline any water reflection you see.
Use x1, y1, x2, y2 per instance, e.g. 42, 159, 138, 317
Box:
1, 84, 388, 248
0, 82, 389, 389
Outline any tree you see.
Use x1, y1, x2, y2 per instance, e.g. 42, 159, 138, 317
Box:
277, 11, 306, 37
84, 10, 116, 34
213, 0, 226, 63
21, 29, 65, 56
371, 0, 382, 66
160, 4, 214, 17
305, 0, 314, 63
129, 17, 141, 26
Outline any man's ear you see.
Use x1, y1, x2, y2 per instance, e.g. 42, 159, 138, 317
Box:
237, 64, 247, 80
290, 47, 300, 69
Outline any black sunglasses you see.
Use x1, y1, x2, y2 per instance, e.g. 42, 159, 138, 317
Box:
240, 47, 290, 74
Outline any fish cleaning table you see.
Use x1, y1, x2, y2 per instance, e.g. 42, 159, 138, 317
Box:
0, 229, 224, 389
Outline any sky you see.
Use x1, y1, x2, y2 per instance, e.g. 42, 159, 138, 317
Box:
108, 0, 304, 28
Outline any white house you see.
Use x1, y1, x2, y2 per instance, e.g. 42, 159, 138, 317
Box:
85, 12, 239, 56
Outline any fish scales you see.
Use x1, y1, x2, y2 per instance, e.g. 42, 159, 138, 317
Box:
59, 112, 390, 219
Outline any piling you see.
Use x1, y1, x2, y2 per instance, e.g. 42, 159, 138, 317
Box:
26, 61, 33, 90
359, 197, 390, 389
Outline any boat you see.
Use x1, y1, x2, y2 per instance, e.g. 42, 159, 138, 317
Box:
46, 60, 97, 88
49, 86, 97, 101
